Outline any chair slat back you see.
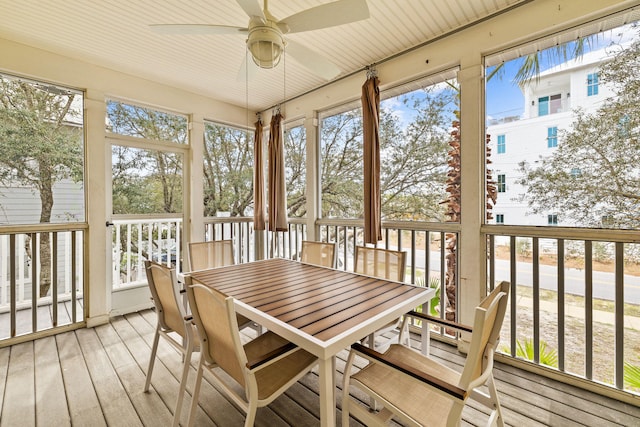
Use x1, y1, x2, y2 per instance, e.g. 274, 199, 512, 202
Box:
188, 240, 235, 271
187, 282, 247, 387
145, 260, 186, 337
300, 241, 336, 268
354, 246, 406, 282
459, 281, 510, 389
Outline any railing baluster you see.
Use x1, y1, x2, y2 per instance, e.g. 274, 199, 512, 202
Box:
10, 234, 16, 338
558, 239, 565, 371
52, 232, 58, 328
510, 235, 517, 356
488, 235, 495, 290
439, 231, 446, 332
585, 240, 593, 380
410, 230, 416, 284
615, 241, 624, 389
72, 230, 77, 323
533, 237, 540, 364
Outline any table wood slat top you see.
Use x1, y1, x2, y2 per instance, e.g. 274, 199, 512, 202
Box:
189, 257, 428, 344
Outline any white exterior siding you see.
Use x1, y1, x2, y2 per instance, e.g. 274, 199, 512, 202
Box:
0, 179, 84, 225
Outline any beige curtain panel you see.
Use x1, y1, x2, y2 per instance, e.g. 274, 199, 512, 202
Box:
253, 118, 266, 231
268, 112, 288, 232
362, 75, 382, 244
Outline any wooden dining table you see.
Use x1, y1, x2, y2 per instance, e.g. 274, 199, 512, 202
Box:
188, 257, 435, 427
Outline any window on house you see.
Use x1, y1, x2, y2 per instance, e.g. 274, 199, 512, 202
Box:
548, 214, 558, 225
538, 94, 562, 116
497, 174, 506, 192
547, 126, 558, 148
587, 73, 599, 96
497, 134, 506, 154
496, 214, 504, 224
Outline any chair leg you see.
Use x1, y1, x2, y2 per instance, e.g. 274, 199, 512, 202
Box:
186, 360, 204, 427
172, 342, 193, 427
144, 325, 161, 392
487, 374, 505, 427
244, 401, 258, 427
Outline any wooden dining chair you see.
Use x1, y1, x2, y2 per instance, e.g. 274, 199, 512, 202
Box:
187, 240, 262, 335
300, 240, 336, 268
188, 239, 234, 271
182, 279, 319, 427
354, 245, 408, 350
341, 281, 510, 427
143, 260, 197, 427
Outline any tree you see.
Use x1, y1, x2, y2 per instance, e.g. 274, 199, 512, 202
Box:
108, 101, 185, 215
203, 123, 253, 217
379, 87, 453, 221
319, 85, 456, 221
320, 110, 364, 218
517, 32, 640, 228
284, 126, 307, 218
0, 78, 83, 296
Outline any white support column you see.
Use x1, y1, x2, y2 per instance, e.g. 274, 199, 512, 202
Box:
189, 114, 205, 245
457, 62, 487, 340
304, 113, 319, 241
85, 90, 110, 327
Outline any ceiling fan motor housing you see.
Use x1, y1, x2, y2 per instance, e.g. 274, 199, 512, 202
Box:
247, 21, 284, 69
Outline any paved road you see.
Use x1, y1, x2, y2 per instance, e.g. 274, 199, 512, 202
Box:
410, 249, 640, 305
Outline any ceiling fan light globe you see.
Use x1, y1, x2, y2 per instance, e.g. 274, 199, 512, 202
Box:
247, 26, 284, 69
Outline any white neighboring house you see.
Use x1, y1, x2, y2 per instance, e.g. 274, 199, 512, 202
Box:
487, 47, 616, 226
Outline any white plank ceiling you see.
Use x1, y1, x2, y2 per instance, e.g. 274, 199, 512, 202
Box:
0, 0, 527, 111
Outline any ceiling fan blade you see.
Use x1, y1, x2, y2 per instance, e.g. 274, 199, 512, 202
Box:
280, 0, 369, 33
149, 24, 247, 35
286, 39, 341, 80
236, 0, 265, 20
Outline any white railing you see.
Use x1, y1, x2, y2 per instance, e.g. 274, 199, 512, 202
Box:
0, 224, 85, 340
485, 225, 640, 396
116, 214, 459, 333
111, 218, 182, 289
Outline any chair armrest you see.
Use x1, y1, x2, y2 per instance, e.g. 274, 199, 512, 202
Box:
246, 342, 297, 370
351, 343, 466, 400
407, 310, 473, 334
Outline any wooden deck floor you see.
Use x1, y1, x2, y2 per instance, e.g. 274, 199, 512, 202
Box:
0, 308, 639, 426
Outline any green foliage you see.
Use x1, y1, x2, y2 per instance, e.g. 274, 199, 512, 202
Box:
517, 31, 640, 229
0, 77, 84, 222
415, 275, 442, 316
320, 109, 364, 218
284, 125, 307, 218
107, 100, 187, 143
108, 102, 185, 215
514, 338, 559, 368
203, 122, 253, 217
624, 362, 640, 389
320, 84, 455, 220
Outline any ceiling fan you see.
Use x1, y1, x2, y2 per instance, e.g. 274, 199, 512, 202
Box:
150, 0, 370, 80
